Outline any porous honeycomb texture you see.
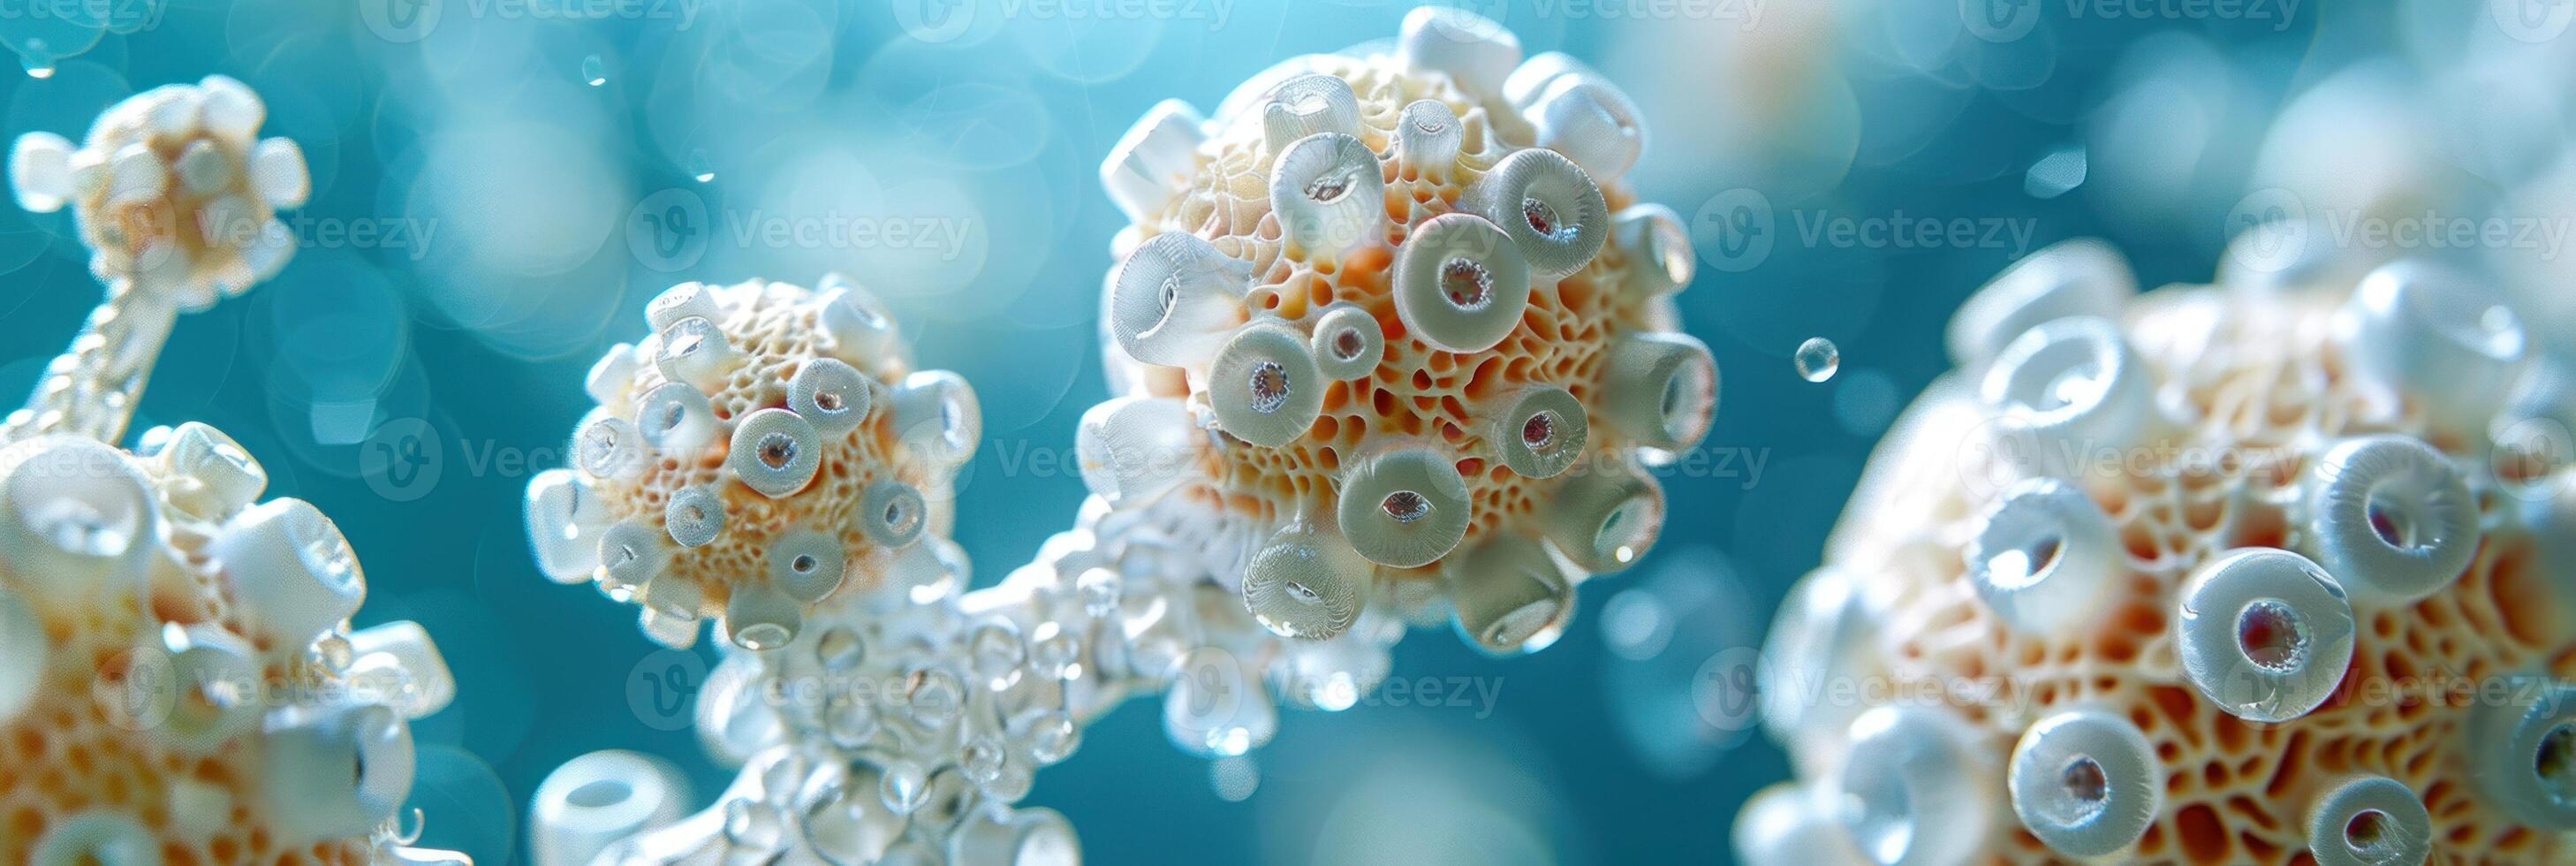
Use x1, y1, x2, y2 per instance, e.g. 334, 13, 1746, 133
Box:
0, 451, 372, 865
1126, 53, 1665, 582
1812, 285, 2574, 864
587, 278, 944, 616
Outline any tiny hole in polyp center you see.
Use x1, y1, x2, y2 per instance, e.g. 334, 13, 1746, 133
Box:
1522, 412, 1555, 451
2344, 809, 2390, 855
760, 434, 797, 469
2059, 756, 2108, 804
2236, 599, 2305, 672
1382, 490, 1429, 524
1442, 258, 1490, 309
1522, 196, 1558, 237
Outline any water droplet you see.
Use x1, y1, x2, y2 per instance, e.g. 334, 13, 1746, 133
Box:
686, 148, 715, 183
1795, 338, 1840, 383
21, 57, 53, 79
582, 55, 608, 87
962, 738, 1006, 786
879, 760, 928, 815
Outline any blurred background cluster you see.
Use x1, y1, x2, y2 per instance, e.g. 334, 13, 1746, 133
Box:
0, 0, 2568, 862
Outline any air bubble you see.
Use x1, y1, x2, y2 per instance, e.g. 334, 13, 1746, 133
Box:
582, 55, 607, 87
1795, 338, 1839, 383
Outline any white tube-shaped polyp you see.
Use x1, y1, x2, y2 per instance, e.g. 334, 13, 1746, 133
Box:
572, 412, 643, 482
2175, 547, 2357, 724
151, 422, 267, 525
1611, 203, 1695, 295
248, 137, 307, 208
1208, 323, 1327, 448
1395, 212, 1533, 353
10, 131, 74, 213
2338, 258, 2529, 430
1443, 533, 1574, 656
1946, 238, 2136, 368
1489, 384, 1587, 479
1076, 396, 1205, 506
788, 356, 873, 437
1466, 147, 1609, 280
0, 437, 160, 590
526, 468, 609, 583
1336, 444, 1473, 568
1524, 73, 1646, 180
1541, 460, 1663, 574
595, 520, 670, 599
1732, 783, 1869, 866
2304, 775, 2431, 866
583, 341, 640, 407
2466, 678, 2576, 831
1396, 6, 1521, 95
891, 369, 983, 472
2008, 708, 2162, 858
767, 528, 847, 604
208, 498, 366, 647
1260, 74, 1361, 155
2301, 435, 2479, 604
1966, 477, 2123, 634
663, 484, 724, 549
531, 750, 693, 866
653, 315, 739, 395
818, 277, 901, 368
724, 581, 803, 651
1107, 231, 1250, 367
346, 619, 455, 719
644, 281, 719, 331
1102, 99, 1208, 224
859, 479, 928, 550
1979, 315, 2155, 457
634, 382, 717, 454
1598, 332, 1717, 452
1241, 525, 1371, 641
1270, 133, 1385, 258
1309, 303, 1386, 381
259, 702, 414, 844
148, 622, 262, 752
1834, 706, 1999, 866
1502, 51, 1592, 110
1396, 99, 1464, 178
729, 407, 822, 498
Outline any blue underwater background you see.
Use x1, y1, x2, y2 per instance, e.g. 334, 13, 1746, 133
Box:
0, 0, 2550, 862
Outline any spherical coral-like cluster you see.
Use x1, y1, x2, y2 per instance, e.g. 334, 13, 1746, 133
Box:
0, 426, 461, 865
1742, 240, 2576, 865
1087, 7, 1713, 654
526, 277, 981, 651
9, 74, 308, 312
